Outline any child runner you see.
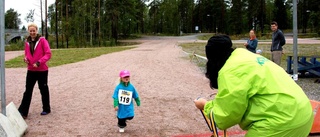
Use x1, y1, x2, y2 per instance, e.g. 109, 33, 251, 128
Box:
113, 70, 140, 133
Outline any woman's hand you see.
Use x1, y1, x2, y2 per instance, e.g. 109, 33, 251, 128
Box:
244, 43, 248, 46
24, 58, 29, 64
33, 62, 40, 68
33, 63, 38, 68
194, 98, 207, 110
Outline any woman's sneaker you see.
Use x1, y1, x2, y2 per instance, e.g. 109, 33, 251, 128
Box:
119, 128, 125, 133
40, 111, 50, 115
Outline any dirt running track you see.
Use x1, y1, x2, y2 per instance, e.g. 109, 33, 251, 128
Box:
5, 35, 247, 137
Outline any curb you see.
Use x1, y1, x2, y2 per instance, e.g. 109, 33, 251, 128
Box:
0, 102, 28, 137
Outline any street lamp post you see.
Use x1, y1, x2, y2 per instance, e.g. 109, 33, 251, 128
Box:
0, 0, 6, 115
292, 0, 298, 81
129, 19, 131, 35
305, 10, 311, 33
207, 14, 210, 32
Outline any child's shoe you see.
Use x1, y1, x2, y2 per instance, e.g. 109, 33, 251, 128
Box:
119, 128, 125, 133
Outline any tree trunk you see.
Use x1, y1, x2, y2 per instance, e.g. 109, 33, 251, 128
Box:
60, 0, 64, 47
260, 0, 265, 34
90, 0, 93, 46
55, 0, 59, 48
66, 0, 69, 48
45, 0, 48, 40
98, 0, 101, 46
112, 17, 118, 43
40, 0, 44, 36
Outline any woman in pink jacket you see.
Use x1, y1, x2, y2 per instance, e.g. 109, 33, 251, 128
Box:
18, 23, 52, 119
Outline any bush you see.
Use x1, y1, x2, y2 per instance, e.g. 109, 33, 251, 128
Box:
229, 34, 247, 40
197, 34, 215, 40
298, 33, 319, 38
5, 41, 24, 51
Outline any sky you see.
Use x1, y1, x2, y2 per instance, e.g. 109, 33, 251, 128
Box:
5, 0, 55, 29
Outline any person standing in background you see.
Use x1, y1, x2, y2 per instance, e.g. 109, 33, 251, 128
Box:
270, 21, 286, 65
244, 29, 258, 53
18, 23, 52, 119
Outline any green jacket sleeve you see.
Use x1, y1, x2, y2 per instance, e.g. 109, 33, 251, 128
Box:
135, 97, 141, 106
204, 72, 251, 130
114, 99, 119, 107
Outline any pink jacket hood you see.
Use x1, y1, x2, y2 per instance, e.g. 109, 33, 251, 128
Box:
25, 37, 51, 71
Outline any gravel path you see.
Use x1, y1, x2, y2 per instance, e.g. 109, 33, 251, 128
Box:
4, 51, 24, 61
5, 36, 221, 137
4, 35, 320, 137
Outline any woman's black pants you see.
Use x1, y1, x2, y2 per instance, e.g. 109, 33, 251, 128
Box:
18, 70, 51, 116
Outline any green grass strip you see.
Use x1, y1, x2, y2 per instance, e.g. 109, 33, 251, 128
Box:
179, 43, 320, 68
6, 46, 135, 68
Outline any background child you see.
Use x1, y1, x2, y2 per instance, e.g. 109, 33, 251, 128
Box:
112, 70, 140, 133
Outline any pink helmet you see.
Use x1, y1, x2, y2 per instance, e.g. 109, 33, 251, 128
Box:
119, 70, 130, 78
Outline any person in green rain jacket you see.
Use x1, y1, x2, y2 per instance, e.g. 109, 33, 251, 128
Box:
194, 35, 313, 137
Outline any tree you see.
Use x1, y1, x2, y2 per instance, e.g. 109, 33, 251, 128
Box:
45, 0, 49, 40
193, 0, 227, 33
309, 11, 320, 33
5, 8, 21, 29
25, 9, 35, 23
247, 0, 267, 33
148, 0, 160, 34
22, 26, 27, 31
98, 0, 101, 46
135, 0, 147, 33
307, 0, 320, 34
273, 0, 288, 29
297, 0, 312, 33
45, 0, 307, 48
178, 0, 194, 33
259, 0, 267, 33
48, 4, 55, 33
265, 0, 274, 30
193, 0, 203, 32
104, 0, 142, 42
210, 0, 227, 34
157, 0, 180, 35
229, 0, 243, 34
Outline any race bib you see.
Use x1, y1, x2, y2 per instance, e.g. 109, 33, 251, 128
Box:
118, 89, 133, 105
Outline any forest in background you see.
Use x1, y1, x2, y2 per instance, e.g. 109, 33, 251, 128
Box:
5, 0, 320, 48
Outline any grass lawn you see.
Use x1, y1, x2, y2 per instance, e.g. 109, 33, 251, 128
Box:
197, 34, 216, 40
197, 33, 273, 41
179, 42, 320, 69
5, 46, 135, 68
197, 32, 319, 41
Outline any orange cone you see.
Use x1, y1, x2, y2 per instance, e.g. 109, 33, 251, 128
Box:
310, 100, 320, 134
